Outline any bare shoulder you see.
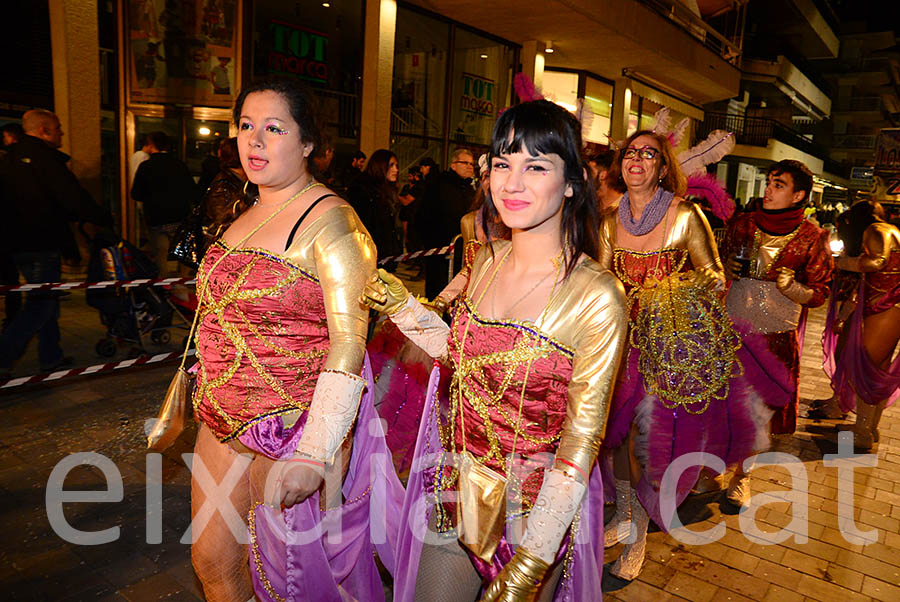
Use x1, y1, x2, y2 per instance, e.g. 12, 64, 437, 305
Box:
303, 185, 350, 223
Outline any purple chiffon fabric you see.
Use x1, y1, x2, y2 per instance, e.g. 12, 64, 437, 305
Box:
604, 346, 759, 530
246, 356, 405, 602
831, 281, 900, 413
392, 365, 606, 602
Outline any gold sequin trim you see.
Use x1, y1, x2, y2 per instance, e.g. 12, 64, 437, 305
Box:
248, 502, 286, 602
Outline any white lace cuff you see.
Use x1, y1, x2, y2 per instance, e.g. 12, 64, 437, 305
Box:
519, 468, 587, 564
390, 296, 450, 360
780, 280, 814, 305
294, 369, 366, 464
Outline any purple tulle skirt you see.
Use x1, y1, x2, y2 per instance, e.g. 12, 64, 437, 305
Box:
603, 346, 764, 530
245, 356, 405, 602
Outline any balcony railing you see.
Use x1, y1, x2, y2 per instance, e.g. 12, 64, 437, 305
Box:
636, 0, 742, 66
832, 134, 877, 150
696, 113, 827, 159
834, 97, 882, 112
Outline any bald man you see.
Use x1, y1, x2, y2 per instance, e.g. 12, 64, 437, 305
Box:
22, 109, 64, 149
0, 109, 108, 376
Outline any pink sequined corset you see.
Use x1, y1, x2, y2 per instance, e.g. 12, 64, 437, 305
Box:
446, 297, 574, 508
864, 249, 900, 314
193, 243, 329, 441
612, 247, 690, 317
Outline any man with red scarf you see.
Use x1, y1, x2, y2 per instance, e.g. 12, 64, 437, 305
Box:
720, 160, 833, 506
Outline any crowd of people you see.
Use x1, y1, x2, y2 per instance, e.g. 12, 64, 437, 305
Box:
2, 75, 899, 601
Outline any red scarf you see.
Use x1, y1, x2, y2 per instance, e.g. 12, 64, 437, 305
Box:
753, 205, 805, 235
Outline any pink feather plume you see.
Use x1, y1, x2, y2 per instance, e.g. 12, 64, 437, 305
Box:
513, 73, 544, 102
687, 172, 735, 222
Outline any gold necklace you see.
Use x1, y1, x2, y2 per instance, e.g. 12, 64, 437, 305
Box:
453, 244, 564, 467
490, 252, 563, 318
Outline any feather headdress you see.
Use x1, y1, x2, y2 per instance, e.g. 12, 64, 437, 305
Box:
686, 172, 735, 222
677, 130, 735, 176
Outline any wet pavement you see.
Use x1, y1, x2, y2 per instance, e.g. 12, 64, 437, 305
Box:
1, 276, 900, 601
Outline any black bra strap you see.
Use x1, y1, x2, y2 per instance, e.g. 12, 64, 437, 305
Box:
285, 193, 338, 251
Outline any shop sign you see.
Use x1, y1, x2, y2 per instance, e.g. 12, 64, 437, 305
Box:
267, 21, 328, 84
460, 73, 496, 117
875, 128, 900, 175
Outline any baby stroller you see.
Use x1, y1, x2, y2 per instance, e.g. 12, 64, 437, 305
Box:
86, 229, 195, 358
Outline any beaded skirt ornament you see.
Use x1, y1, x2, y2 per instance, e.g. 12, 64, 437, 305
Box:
725, 278, 802, 334
631, 271, 742, 414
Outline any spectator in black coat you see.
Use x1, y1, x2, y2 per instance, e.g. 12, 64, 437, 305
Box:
418, 148, 475, 299
131, 131, 198, 276
0, 109, 110, 374
347, 149, 403, 262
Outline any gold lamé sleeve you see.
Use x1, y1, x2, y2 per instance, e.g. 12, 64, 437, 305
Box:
553, 266, 628, 481
680, 201, 723, 274
596, 211, 616, 271
312, 210, 377, 375
857, 223, 896, 273
460, 211, 477, 245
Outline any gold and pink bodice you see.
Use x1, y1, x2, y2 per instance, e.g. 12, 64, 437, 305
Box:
612, 248, 690, 317
193, 242, 329, 441
445, 297, 575, 507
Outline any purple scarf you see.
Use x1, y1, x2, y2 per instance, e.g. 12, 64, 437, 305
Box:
618, 187, 675, 236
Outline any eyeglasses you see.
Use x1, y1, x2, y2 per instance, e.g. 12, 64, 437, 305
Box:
623, 146, 660, 160
453, 160, 476, 167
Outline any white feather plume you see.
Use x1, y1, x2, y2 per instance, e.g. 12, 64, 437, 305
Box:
677, 130, 735, 176
652, 107, 671, 135
669, 118, 690, 147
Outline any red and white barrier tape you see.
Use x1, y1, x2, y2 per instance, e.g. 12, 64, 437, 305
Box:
0, 349, 195, 390
377, 244, 453, 265
0, 277, 197, 293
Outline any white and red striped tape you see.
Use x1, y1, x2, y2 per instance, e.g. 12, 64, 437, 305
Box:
0, 349, 195, 390
377, 244, 454, 265
0, 276, 197, 294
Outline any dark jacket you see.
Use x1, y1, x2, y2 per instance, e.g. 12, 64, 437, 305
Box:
348, 175, 403, 259
0, 135, 109, 259
418, 169, 474, 249
132, 152, 197, 227
201, 169, 244, 249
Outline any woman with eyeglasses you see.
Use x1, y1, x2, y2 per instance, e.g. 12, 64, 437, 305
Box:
364, 100, 627, 601
597, 130, 754, 580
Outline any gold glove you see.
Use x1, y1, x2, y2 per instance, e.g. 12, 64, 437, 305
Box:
775, 266, 795, 291
479, 547, 551, 602
691, 266, 724, 291
776, 266, 814, 305
361, 268, 410, 315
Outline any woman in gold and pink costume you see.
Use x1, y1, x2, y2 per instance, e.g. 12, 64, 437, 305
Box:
831, 200, 900, 449
189, 78, 402, 602
598, 130, 755, 580
366, 100, 628, 602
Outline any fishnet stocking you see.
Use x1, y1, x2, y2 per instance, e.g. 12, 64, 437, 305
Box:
190, 425, 254, 602
413, 513, 564, 602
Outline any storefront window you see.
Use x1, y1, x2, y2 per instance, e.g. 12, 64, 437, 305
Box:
584, 76, 612, 144
543, 71, 579, 114
392, 8, 449, 140
251, 0, 364, 145
391, 6, 517, 170
449, 29, 514, 148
